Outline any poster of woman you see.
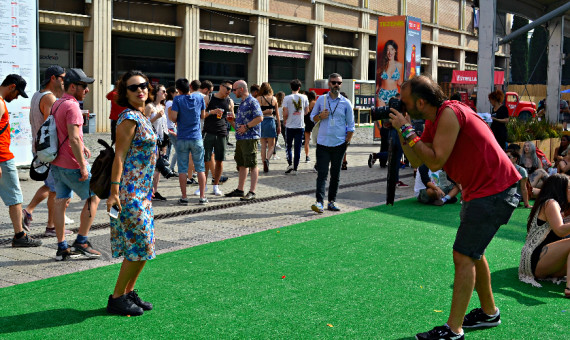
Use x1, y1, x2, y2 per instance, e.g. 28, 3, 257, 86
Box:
375, 16, 406, 108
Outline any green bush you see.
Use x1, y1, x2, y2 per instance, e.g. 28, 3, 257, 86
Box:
506, 118, 562, 142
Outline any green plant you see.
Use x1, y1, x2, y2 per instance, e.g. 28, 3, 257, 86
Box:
506, 118, 562, 142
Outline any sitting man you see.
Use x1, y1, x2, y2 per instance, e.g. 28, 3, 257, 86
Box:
506, 149, 531, 208
414, 164, 459, 206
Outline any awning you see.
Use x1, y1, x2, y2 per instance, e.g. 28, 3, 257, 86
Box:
199, 42, 252, 54
451, 70, 505, 85
268, 48, 310, 59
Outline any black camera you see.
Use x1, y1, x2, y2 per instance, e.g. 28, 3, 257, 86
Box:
371, 97, 403, 121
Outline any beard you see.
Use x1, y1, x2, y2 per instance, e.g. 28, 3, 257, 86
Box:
330, 87, 340, 95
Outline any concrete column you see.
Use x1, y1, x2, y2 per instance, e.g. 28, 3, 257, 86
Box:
399, 0, 407, 15
455, 35, 466, 70
247, 16, 269, 85
426, 44, 438, 82
476, 0, 496, 114
354, 33, 369, 80
546, 16, 564, 123
305, 25, 324, 88
83, 0, 112, 132
175, 5, 200, 81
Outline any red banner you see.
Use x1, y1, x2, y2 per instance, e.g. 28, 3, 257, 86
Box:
451, 70, 505, 85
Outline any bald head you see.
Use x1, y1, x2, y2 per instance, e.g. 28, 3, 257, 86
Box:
232, 80, 249, 99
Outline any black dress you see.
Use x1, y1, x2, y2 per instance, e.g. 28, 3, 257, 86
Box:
490, 105, 509, 150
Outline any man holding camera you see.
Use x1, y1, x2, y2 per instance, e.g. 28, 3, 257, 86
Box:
309, 73, 355, 213
389, 76, 520, 340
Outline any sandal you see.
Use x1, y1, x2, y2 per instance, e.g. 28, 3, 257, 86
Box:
564, 287, 570, 298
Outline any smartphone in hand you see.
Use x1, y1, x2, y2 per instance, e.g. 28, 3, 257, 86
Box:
108, 205, 120, 219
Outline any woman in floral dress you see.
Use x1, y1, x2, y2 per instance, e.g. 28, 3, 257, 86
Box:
106, 70, 157, 316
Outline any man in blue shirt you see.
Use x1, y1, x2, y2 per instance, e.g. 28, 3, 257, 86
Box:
169, 78, 207, 205
310, 73, 355, 213
225, 80, 263, 201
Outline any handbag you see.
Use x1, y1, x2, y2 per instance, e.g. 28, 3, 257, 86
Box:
312, 120, 320, 144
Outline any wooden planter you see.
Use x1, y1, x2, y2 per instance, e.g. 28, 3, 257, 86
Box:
513, 137, 561, 162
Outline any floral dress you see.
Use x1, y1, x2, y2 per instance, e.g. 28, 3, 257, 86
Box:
110, 109, 157, 261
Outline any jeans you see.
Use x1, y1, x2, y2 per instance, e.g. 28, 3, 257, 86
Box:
166, 134, 177, 171
315, 142, 347, 204
286, 127, 304, 170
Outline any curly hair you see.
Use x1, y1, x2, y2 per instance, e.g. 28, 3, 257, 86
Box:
116, 70, 153, 108
488, 90, 504, 103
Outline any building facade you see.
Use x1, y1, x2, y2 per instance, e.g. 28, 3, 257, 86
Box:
38, 0, 509, 132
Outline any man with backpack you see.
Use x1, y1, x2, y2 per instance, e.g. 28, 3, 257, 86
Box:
0, 74, 41, 247
50, 68, 101, 261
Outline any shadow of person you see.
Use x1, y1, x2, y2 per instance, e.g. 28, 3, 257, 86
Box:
0, 308, 108, 335
491, 266, 564, 305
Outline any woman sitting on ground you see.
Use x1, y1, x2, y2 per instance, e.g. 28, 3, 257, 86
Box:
554, 135, 570, 168
520, 141, 549, 191
519, 174, 570, 296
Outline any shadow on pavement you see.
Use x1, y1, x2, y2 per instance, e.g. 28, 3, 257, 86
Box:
0, 308, 108, 334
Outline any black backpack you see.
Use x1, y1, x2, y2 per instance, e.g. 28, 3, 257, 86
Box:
89, 139, 115, 199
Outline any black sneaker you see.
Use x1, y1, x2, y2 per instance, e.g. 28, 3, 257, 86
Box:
240, 191, 256, 201
187, 178, 198, 185
55, 247, 81, 261
127, 290, 153, 311
415, 325, 464, 340
225, 189, 244, 197
368, 154, 375, 168
152, 192, 167, 201
71, 240, 101, 258
107, 294, 144, 316
212, 175, 229, 185
463, 307, 501, 328
12, 233, 42, 247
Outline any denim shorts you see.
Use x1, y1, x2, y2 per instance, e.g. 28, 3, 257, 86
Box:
44, 168, 57, 192
51, 164, 95, 200
0, 158, 23, 206
176, 138, 205, 174
454, 186, 519, 259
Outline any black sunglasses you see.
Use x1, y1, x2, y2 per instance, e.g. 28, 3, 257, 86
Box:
330, 81, 342, 85
75, 82, 88, 89
222, 85, 232, 91
127, 82, 149, 92
231, 88, 238, 92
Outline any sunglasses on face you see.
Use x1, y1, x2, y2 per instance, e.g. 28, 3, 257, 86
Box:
127, 82, 149, 92
222, 85, 232, 91
330, 81, 342, 85
75, 83, 88, 89
231, 88, 238, 92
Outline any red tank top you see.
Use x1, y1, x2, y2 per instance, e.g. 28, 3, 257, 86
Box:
421, 100, 520, 201
0, 97, 14, 162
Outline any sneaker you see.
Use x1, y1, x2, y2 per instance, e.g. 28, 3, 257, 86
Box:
327, 201, 341, 211
341, 162, 348, 170
462, 307, 501, 328
368, 154, 376, 168
187, 177, 198, 185
415, 325, 464, 340
275, 144, 282, 150
396, 181, 409, 187
445, 197, 458, 204
71, 240, 101, 258
286, 169, 298, 175
306, 156, 311, 162
219, 175, 229, 183
194, 187, 207, 196
285, 164, 294, 174
44, 228, 74, 237
225, 189, 244, 198
55, 247, 81, 261
432, 199, 444, 206
271, 154, 280, 160
152, 192, 167, 201
311, 202, 324, 214
64, 215, 75, 225
107, 294, 144, 316
199, 197, 208, 205
127, 290, 153, 311
213, 186, 223, 196
240, 191, 256, 201
178, 197, 189, 205
12, 233, 42, 247
22, 209, 32, 232
263, 159, 269, 173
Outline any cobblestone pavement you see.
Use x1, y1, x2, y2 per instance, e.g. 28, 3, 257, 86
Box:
0, 126, 415, 288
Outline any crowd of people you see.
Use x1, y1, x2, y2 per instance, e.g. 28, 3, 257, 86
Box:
2, 67, 570, 337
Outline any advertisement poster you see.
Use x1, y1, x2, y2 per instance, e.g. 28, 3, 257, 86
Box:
374, 15, 421, 140
0, 0, 37, 165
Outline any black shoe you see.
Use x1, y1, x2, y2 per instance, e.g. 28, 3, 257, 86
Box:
368, 154, 375, 168
225, 189, 244, 197
462, 307, 501, 328
219, 175, 229, 183
445, 197, 458, 204
415, 325, 464, 340
227, 142, 234, 147
263, 159, 269, 173
341, 161, 348, 170
187, 178, 198, 185
127, 290, 153, 311
107, 294, 144, 316
12, 233, 42, 247
55, 247, 81, 261
240, 191, 256, 201
152, 192, 167, 201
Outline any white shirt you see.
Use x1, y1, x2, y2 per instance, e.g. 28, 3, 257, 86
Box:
283, 93, 309, 129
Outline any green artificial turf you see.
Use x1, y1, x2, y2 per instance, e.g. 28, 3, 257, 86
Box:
1, 199, 569, 339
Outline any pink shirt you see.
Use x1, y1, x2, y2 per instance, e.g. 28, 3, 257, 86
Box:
51, 93, 86, 169
421, 100, 520, 201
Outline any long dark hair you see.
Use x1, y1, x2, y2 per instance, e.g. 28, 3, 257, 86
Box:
378, 40, 398, 73
116, 70, 153, 107
148, 83, 165, 105
527, 174, 569, 231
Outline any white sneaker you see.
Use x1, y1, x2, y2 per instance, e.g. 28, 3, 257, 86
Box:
212, 186, 223, 196
65, 215, 74, 224
194, 186, 207, 196
272, 154, 280, 160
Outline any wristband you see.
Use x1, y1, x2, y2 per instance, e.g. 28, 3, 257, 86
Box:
408, 136, 421, 148
111, 181, 121, 185
399, 123, 412, 134
402, 126, 415, 140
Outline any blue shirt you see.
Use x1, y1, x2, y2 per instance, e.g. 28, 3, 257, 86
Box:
172, 92, 205, 140
235, 95, 262, 140
310, 94, 355, 147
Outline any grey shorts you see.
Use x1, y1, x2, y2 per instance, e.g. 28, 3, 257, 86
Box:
454, 186, 518, 259
0, 158, 23, 206
203, 132, 227, 162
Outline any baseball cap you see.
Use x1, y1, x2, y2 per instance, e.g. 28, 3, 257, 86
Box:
64, 68, 95, 85
3, 74, 28, 98
40, 65, 65, 87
